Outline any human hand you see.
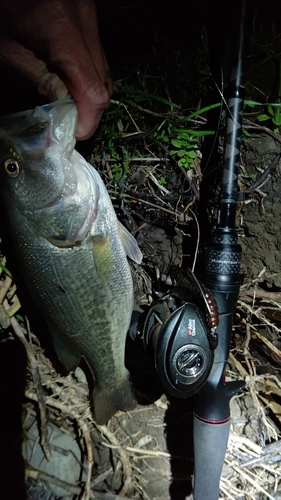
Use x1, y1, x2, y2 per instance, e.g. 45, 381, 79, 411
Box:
0, 0, 112, 139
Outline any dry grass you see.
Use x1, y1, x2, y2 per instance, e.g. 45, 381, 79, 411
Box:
1, 258, 281, 499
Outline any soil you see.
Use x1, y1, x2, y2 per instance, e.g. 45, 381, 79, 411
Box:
239, 135, 281, 288
1, 1, 281, 500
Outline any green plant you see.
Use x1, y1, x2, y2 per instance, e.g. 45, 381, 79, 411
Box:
100, 72, 220, 174
158, 176, 167, 185
108, 146, 132, 195
170, 129, 201, 168
154, 119, 215, 169
248, 173, 257, 180
15, 314, 25, 323
245, 59, 281, 132
256, 102, 281, 131
0, 260, 12, 278
245, 99, 281, 132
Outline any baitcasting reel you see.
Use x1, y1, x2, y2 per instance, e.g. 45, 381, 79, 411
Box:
143, 267, 219, 399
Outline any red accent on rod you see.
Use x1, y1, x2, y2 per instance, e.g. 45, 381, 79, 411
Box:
193, 413, 230, 425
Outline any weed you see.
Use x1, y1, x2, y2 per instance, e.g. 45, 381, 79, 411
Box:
15, 314, 25, 323
0, 260, 12, 278
245, 99, 281, 132
154, 113, 215, 169
248, 173, 257, 180
257, 102, 281, 131
170, 129, 200, 168
158, 176, 167, 185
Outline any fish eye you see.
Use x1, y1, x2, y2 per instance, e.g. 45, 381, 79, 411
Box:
3, 159, 20, 178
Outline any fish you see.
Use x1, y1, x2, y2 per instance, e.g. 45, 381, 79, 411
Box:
0, 97, 142, 424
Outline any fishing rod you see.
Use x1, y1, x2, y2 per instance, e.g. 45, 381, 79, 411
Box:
128, 1, 253, 498
193, 1, 252, 497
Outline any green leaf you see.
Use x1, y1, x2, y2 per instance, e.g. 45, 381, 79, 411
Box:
0, 261, 12, 278
178, 158, 192, 167
244, 99, 263, 107
186, 150, 198, 158
176, 150, 188, 157
179, 102, 222, 122
257, 114, 270, 122
272, 110, 281, 126
175, 131, 190, 140
121, 88, 180, 108
172, 127, 215, 137
171, 139, 183, 148
273, 118, 281, 126
242, 129, 260, 138
178, 159, 186, 166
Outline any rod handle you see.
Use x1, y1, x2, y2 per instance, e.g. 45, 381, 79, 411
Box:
193, 415, 230, 500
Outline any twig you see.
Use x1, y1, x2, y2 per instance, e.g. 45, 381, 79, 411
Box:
243, 318, 262, 424
101, 441, 171, 458
243, 119, 281, 145
5, 299, 21, 317
224, 458, 276, 500
79, 419, 94, 500
113, 98, 183, 120
122, 102, 143, 134
119, 193, 181, 217
189, 208, 200, 272
229, 351, 248, 377
240, 289, 281, 301
0, 275, 12, 303
238, 299, 281, 334
26, 463, 81, 495
178, 165, 200, 200
8, 313, 51, 461
253, 329, 281, 358
219, 482, 238, 500
98, 425, 132, 497
25, 389, 89, 421
244, 154, 281, 193
147, 170, 171, 195
254, 373, 281, 390
243, 439, 281, 469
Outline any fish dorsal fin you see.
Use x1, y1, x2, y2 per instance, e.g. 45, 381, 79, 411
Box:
118, 221, 143, 264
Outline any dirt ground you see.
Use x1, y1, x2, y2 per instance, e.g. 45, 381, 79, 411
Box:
1, 1, 281, 500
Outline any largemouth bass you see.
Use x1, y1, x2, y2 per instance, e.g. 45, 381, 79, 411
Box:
0, 97, 142, 424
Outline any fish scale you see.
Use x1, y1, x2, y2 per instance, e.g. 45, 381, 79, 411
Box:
0, 97, 142, 424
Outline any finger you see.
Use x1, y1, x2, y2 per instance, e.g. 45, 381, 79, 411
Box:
0, 1, 111, 138
77, 0, 113, 96
59, 60, 110, 140
41, 0, 111, 138
47, 2, 111, 139
0, 37, 68, 112
0, 36, 107, 139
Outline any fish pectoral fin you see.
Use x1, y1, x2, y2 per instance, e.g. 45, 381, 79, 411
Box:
93, 375, 137, 425
52, 336, 81, 373
118, 221, 143, 264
